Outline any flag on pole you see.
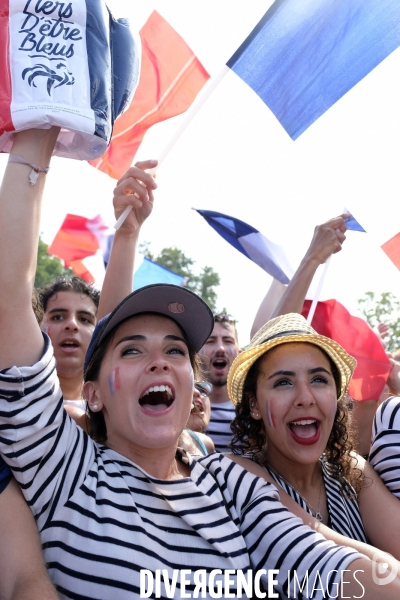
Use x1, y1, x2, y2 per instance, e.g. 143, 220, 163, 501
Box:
89, 11, 210, 179
133, 257, 185, 290
302, 299, 391, 401
344, 211, 366, 233
227, 0, 400, 140
47, 214, 113, 283
194, 209, 293, 284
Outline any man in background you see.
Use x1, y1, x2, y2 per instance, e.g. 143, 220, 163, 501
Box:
201, 314, 240, 452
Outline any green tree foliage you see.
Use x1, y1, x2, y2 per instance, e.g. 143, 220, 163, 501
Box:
140, 243, 220, 312
358, 291, 400, 353
35, 237, 73, 288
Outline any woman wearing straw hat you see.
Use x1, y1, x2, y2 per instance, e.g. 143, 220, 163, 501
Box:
228, 312, 400, 558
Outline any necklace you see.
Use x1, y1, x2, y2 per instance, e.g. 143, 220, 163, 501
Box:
266, 463, 324, 522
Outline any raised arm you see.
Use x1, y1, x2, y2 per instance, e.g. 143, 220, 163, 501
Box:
250, 278, 287, 339
0, 128, 59, 369
271, 215, 347, 319
0, 131, 95, 525
97, 160, 157, 319
0, 478, 59, 600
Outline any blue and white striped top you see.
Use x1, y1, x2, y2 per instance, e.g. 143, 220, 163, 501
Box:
0, 336, 363, 599
265, 458, 367, 543
369, 397, 400, 498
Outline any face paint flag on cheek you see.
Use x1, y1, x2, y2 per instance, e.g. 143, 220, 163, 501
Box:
0, 0, 140, 161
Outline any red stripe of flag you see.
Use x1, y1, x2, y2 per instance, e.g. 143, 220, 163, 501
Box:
0, 1, 14, 134
302, 299, 391, 401
47, 214, 103, 283
381, 232, 400, 270
89, 11, 210, 180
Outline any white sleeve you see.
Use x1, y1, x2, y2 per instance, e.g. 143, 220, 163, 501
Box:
369, 397, 400, 498
0, 334, 95, 529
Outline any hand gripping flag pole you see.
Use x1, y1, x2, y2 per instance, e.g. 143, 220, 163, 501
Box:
114, 66, 230, 230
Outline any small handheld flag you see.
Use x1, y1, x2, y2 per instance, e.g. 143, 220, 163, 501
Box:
194, 209, 293, 284
47, 214, 113, 283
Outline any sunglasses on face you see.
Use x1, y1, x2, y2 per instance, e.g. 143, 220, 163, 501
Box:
195, 381, 212, 396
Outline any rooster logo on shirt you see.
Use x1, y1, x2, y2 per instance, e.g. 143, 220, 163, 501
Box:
22, 62, 75, 96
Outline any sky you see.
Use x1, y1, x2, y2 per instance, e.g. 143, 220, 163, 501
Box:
2, 1, 400, 344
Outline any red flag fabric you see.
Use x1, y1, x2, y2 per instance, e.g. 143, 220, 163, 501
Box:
47, 214, 110, 283
89, 11, 210, 179
302, 299, 391, 401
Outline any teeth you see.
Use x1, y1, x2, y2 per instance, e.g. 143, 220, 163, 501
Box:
291, 419, 317, 426
142, 385, 173, 397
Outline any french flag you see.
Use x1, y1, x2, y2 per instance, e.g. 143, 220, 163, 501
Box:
194, 209, 293, 284
47, 213, 113, 283
302, 299, 391, 401
0, 0, 140, 160
227, 0, 400, 140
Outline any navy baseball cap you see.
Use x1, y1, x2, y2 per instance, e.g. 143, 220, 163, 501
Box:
84, 284, 214, 371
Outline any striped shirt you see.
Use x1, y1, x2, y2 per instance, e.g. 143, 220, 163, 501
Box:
265, 458, 367, 542
0, 455, 11, 493
207, 400, 236, 452
369, 397, 400, 498
0, 337, 363, 599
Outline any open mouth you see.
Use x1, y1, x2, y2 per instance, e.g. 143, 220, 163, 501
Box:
60, 339, 80, 352
139, 385, 175, 412
212, 358, 227, 371
191, 397, 205, 414
288, 419, 321, 445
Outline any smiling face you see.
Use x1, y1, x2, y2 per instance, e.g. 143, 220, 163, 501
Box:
41, 291, 97, 377
200, 322, 240, 387
83, 314, 195, 457
251, 343, 338, 468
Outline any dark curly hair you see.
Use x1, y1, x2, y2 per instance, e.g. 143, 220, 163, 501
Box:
84, 315, 203, 444
38, 276, 100, 313
230, 346, 364, 494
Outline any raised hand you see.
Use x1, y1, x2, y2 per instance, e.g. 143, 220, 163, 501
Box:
113, 160, 158, 234
304, 214, 348, 266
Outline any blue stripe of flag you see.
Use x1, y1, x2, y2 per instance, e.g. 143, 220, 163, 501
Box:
194, 209, 292, 284
227, 0, 400, 140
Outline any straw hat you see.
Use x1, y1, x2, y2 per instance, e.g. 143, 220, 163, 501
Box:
228, 313, 356, 405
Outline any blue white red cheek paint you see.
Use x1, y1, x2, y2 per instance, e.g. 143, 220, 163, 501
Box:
266, 399, 275, 428
108, 368, 120, 396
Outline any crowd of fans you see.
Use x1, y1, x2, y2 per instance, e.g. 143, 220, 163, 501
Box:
1, 128, 400, 600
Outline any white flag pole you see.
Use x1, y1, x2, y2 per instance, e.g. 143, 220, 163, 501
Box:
306, 256, 331, 324
114, 65, 230, 230
306, 208, 349, 324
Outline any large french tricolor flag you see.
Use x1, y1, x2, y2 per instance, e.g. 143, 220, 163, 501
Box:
0, 0, 140, 160
227, 0, 400, 139
89, 11, 210, 180
194, 209, 293, 284
302, 299, 391, 401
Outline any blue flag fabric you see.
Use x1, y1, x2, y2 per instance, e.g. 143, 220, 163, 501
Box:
227, 0, 400, 140
194, 209, 292, 284
344, 212, 366, 233
133, 257, 185, 290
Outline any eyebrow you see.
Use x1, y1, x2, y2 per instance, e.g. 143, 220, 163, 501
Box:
268, 367, 331, 380
115, 334, 187, 347
47, 308, 96, 319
